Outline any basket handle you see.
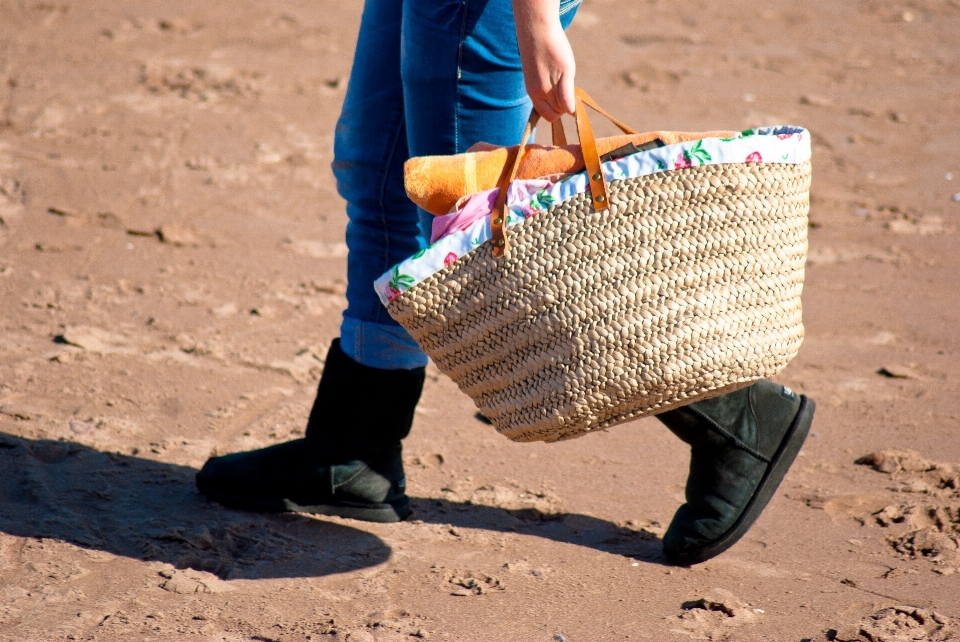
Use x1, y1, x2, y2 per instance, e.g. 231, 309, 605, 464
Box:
490, 87, 637, 257
550, 118, 567, 147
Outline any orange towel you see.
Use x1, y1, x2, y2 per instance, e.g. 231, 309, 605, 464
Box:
405, 130, 738, 216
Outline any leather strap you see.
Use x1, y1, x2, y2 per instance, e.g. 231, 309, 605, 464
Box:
574, 87, 638, 136
574, 89, 608, 212
550, 118, 567, 147
490, 110, 539, 257
490, 87, 633, 258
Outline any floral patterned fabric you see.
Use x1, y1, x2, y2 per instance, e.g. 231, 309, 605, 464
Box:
430, 179, 553, 243
376, 126, 810, 306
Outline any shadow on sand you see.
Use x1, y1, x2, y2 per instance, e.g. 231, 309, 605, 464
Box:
0, 431, 664, 581
410, 496, 665, 564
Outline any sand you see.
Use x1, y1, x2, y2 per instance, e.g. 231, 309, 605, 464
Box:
1, 0, 959, 639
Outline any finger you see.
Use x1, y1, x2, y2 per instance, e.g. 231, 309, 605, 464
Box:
556, 72, 576, 115
543, 87, 568, 119
533, 96, 562, 123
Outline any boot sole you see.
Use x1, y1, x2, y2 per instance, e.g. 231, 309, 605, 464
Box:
196, 478, 412, 523
665, 395, 815, 566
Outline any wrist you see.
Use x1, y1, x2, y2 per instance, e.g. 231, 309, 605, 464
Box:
513, 0, 563, 37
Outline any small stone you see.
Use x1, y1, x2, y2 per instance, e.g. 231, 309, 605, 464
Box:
877, 364, 917, 379
0, 402, 36, 420
249, 306, 276, 317
35, 242, 70, 253
48, 206, 79, 217
158, 569, 231, 594
96, 212, 123, 228
799, 94, 832, 107
59, 326, 130, 353
69, 420, 97, 435
156, 223, 202, 247
855, 449, 934, 474
833, 624, 863, 641
211, 302, 238, 317
681, 588, 755, 620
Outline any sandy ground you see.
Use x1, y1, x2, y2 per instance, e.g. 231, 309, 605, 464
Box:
1, 0, 959, 640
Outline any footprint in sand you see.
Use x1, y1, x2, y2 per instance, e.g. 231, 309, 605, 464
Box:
445, 570, 504, 596
157, 568, 232, 594
824, 605, 957, 642
675, 588, 762, 637
855, 450, 960, 569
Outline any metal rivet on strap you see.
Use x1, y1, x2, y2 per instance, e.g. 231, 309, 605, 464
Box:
493, 218, 503, 225
496, 239, 505, 247
595, 195, 606, 203
592, 173, 602, 181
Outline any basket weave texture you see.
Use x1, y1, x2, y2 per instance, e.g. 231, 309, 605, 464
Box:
388, 160, 811, 442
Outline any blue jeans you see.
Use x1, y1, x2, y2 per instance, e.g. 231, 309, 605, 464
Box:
333, 0, 580, 370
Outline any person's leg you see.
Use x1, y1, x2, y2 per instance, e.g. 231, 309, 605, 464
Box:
195, 0, 426, 522
196, 0, 584, 522
656, 380, 815, 565
333, 0, 427, 370
307, 0, 586, 464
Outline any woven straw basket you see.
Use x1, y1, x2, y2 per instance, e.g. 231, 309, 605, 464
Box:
388, 90, 810, 443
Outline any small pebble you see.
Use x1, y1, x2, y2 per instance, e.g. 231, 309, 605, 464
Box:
69, 420, 96, 435
554, 635, 566, 642
878, 364, 917, 379
631, 562, 639, 567
952, 193, 960, 202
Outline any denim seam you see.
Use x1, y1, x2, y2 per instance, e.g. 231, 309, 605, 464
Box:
372, 105, 408, 330
354, 323, 365, 364
454, 0, 470, 151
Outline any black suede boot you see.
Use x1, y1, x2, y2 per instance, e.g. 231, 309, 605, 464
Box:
656, 380, 815, 565
195, 339, 425, 522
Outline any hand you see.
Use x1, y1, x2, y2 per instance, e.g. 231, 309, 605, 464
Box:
513, 0, 576, 122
